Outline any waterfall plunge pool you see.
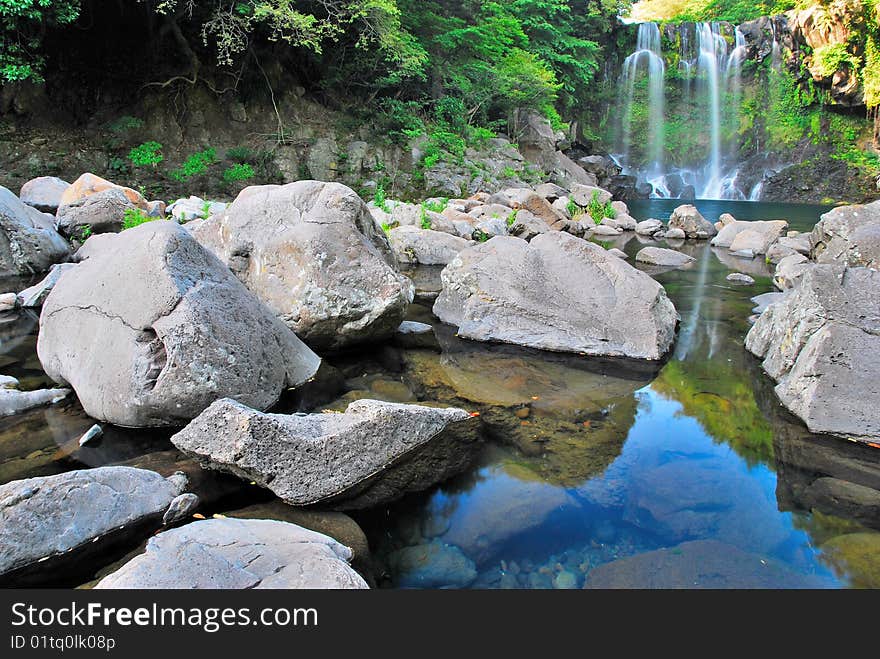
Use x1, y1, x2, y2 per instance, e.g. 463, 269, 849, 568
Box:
1, 200, 878, 589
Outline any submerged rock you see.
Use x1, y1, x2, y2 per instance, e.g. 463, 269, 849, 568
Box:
96, 518, 368, 589
193, 181, 413, 351
819, 533, 880, 589
433, 233, 677, 360
37, 221, 320, 427
0, 386, 69, 417
171, 398, 482, 509
726, 272, 755, 285
810, 199, 880, 268
668, 205, 717, 239
0, 186, 70, 277
746, 265, 880, 441
388, 541, 477, 588
0, 466, 187, 585
635, 246, 696, 269
584, 540, 830, 589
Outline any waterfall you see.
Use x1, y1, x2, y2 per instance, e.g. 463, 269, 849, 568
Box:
617, 23, 666, 179
615, 21, 754, 201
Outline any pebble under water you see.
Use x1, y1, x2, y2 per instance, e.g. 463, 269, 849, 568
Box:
1, 199, 879, 589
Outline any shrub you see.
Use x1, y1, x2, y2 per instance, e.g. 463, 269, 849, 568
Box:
419, 205, 432, 229
170, 148, 218, 182
128, 141, 163, 167
501, 166, 518, 179
506, 210, 518, 227
587, 190, 615, 225
122, 208, 155, 230
374, 182, 390, 213
223, 163, 255, 183
78, 225, 92, 241
422, 198, 448, 213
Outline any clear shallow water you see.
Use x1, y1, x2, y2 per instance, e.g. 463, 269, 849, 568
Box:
2, 200, 879, 588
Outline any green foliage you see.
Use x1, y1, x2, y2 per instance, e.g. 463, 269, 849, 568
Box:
122, 207, 155, 231
473, 228, 491, 242
0, 0, 81, 83
128, 141, 164, 167
374, 181, 390, 212
813, 43, 860, 78
422, 198, 447, 213
586, 190, 614, 225
381, 221, 392, 234
223, 162, 256, 182
419, 204, 432, 229
832, 146, 880, 177
501, 166, 519, 179
631, 0, 795, 23
170, 148, 218, 182
78, 224, 92, 241
506, 209, 518, 226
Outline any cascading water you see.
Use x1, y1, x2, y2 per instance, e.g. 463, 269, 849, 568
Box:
614, 21, 755, 200
618, 23, 666, 179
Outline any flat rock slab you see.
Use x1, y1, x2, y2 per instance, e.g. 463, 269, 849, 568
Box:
389, 226, 472, 265
0, 466, 186, 584
635, 246, 696, 268
171, 398, 481, 509
0, 387, 69, 416
37, 221, 321, 427
746, 265, 880, 441
584, 540, 831, 589
433, 232, 678, 360
96, 518, 368, 589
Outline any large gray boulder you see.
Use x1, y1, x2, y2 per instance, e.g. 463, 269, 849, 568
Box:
171, 398, 482, 509
0, 186, 70, 276
96, 518, 367, 589
192, 181, 413, 351
19, 176, 69, 213
746, 265, 880, 441
433, 233, 678, 360
388, 226, 472, 265
37, 221, 321, 427
668, 204, 717, 239
0, 467, 187, 584
810, 200, 880, 268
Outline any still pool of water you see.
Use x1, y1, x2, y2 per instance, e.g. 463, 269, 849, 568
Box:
2, 200, 879, 589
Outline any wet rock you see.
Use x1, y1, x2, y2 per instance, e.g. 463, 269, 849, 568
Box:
433, 233, 678, 360
751, 291, 790, 314
726, 273, 755, 285
0, 386, 69, 416
773, 254, 811, 290
19, 176, 69, 213
636, 218, 664, 236
393, 320, 437, 349
668, 205, 717, 239
584, 540, 830, 589
95, 518, 368, 589
193, 181, 413, 351
171, 398, 481, 509
0, 186, 70, 277
16, 263, 76, 308
389, 226, 472, 265
802, 478, 880, 526
56, 188, 135, 238
0, 466, 187, 585
819, 533, 880, 589
388, 541, 477, 588
810, 199, 880, 268
0, 293, 17, 311
746, 265, 880, 441
553, 570, 578, 589
635, 246, 696, 269
589, 223, 623, 236
38, 221, 320, 427
77, 423, 102, 446
162, 493, 199, 525
664, 227, 686, 239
